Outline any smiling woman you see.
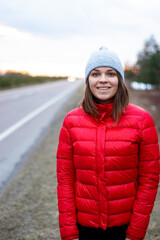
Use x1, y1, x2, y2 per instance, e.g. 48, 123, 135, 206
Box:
56, 46, 159, 240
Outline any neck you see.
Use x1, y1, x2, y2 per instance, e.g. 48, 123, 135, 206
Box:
93, 96, 114, 104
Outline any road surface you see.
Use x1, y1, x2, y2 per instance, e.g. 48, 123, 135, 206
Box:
0, 79, 82, 193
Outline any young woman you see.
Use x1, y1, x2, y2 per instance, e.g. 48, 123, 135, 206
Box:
56, 47, 159, 240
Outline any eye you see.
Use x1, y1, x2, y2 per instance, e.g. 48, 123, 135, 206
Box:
108, 72, 116, 77
91, 72, 99, 77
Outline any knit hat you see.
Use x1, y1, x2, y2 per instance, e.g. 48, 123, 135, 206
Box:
85, 46, 124, 83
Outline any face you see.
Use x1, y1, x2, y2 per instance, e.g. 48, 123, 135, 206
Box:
88, 66, 118, 104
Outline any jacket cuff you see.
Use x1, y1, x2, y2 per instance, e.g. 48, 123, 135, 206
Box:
126, 233, 144, 240
60, 224, 79, 240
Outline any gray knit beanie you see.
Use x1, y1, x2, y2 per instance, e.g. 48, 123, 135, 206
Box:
85, 46, 124, 83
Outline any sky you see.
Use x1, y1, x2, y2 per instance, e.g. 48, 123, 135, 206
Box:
0, 0, 159, 77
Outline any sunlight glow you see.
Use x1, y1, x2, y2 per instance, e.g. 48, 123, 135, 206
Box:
0, 24, 85, 77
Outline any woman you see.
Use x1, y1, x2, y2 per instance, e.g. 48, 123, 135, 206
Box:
56, 47, 159, 240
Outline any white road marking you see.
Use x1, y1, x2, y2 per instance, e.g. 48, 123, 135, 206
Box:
0, 86, 76, 142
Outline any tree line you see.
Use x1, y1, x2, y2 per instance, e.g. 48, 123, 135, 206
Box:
0, 71, 67, 89
124, 35, 160, 88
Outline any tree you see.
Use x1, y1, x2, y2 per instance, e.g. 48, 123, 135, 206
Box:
136, 35, 160, 87
124, 64, 138, 82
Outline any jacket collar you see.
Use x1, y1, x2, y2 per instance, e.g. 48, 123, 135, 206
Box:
94, 101, 113, 122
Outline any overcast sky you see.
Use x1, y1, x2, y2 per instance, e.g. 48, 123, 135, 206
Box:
0, 0, 159, 77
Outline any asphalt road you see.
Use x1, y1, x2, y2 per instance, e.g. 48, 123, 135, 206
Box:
0, 79, 82, 193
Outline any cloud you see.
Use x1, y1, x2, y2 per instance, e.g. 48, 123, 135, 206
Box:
0, 0, 159, 39
0, 0, 160, 76
0, 0, 89, 37
0, 24, 88, 76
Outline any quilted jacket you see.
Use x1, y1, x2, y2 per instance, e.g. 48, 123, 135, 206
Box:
56, 102, 159, 240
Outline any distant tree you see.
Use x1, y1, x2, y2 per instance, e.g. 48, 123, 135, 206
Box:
5, 70, 29, 77
136, 35, 160, 87
124, 64, 138, 82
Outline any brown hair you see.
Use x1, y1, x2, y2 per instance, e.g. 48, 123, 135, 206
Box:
78, 72, 129, 123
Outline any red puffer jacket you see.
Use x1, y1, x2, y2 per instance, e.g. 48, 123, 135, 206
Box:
57, 102, 159, 240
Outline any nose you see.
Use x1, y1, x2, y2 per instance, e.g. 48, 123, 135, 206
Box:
99, 73, 108, 83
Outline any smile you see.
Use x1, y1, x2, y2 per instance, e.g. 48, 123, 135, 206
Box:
97, 87, 111, 90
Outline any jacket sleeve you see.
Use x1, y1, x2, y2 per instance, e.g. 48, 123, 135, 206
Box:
56, 115, 79, 240
126, 111, 159, 240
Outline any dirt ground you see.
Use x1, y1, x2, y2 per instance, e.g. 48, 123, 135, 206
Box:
0, 83, 159, 240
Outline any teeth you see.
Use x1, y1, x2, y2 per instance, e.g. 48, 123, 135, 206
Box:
98, 87, 109, 90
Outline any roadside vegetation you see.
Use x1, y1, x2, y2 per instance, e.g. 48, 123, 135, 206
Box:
0, 71, 67, 89
124, 35, 160, 89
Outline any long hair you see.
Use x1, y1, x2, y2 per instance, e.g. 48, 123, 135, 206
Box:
78, 72, 129, 123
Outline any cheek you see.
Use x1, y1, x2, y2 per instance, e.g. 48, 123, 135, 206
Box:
113, 79, 119, 91
115, 84, 118, 92
88, 78, 96, 92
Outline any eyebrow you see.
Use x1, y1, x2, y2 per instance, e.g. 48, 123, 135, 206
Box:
93, 68, 116, 72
